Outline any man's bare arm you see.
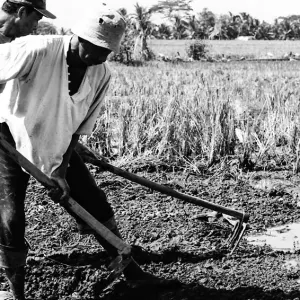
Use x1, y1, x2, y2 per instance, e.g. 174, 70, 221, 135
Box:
50, 134, 80, 201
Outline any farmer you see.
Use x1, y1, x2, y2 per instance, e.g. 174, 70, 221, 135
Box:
0, 5, 177, 300
0, 0, 56, 42
0, 0, 56, 96
0, 2, 55, 299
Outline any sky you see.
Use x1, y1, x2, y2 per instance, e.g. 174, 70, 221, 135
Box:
46, 0, 300, 28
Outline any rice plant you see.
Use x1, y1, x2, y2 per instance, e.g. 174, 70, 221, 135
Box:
84, 60, 300, 171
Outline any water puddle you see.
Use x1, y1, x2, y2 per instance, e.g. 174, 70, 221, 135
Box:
249, 177, 300, 199
247, 176, 300, 274
282, 259, 300, 282
283, 259, 298, 271
250, 178, 290, 191
247, 223, 300, 252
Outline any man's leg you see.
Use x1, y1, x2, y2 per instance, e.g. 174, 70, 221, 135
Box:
66, 150, 119, 256
66, 150, 169, 281
0, 123, 29, 300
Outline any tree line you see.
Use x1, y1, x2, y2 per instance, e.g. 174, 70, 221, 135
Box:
35, 1, 300, 62
36, 0, 300, 41
121, 0, 300, 41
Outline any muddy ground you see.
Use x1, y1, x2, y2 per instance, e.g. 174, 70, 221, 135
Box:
1, 161, 300, 300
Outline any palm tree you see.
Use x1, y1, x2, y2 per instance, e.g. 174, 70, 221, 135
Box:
130, 3, 155, 61
34, 21, 58, 35
210, 15, 235, 40
255, 21, 273, 40
186, 15, 201, 39
197, 8, 215, 38
170, 14, 190, 39
151, 0, 193, 18
151, 0, 193, 39
154, 23, 172, 39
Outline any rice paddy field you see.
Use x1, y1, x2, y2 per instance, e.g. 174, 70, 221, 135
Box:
149, 39, 300, 59
5, 41, 300, 299
89, 46, 300, 172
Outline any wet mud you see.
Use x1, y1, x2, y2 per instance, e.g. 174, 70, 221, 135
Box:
1, 165, 300, 299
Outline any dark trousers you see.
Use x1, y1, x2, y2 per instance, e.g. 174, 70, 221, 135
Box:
0, 123, 113, 268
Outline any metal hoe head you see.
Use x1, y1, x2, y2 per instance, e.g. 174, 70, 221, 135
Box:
100, 255, 133, 292
108, 255, 132, 277
226, 212, 249, 254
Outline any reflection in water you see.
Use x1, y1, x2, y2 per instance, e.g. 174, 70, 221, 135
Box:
283, 259, 298, 271
247, 223, 300, 252
250, 177, 300, 198
250, 178, 293, 191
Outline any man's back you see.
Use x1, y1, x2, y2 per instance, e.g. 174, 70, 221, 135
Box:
0, 32, 11, 94
0, 34, 111, 176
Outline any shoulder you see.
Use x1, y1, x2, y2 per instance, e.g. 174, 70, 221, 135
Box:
9, 35, 66, 56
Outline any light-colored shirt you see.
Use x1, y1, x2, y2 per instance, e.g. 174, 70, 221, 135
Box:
0, 32, 11, 93
0, 35, 111, 176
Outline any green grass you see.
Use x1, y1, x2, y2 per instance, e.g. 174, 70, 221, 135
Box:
148, 39, 300, 59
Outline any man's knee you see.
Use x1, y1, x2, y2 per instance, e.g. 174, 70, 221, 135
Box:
73, 184, 114, 220
97, 187, 107, 202
75, 186, 116, 234
94, 187, 114, 220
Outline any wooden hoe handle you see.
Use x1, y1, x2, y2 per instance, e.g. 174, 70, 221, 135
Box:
91, 157, 249, 222
0, 133, 131, 256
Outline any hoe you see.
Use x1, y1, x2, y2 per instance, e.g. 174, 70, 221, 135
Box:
0, 134, 249, 285
76, 143, 250, 254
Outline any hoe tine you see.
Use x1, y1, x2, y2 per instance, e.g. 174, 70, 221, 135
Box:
226, 221, 240, 245
107, 255, 133, 280
100, 255, 133, 292
229, 222, 248, 254
225, 213, 249, 254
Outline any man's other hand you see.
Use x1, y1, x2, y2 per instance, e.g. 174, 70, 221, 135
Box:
49, 171, 70, 205
75, 142, 108, 171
